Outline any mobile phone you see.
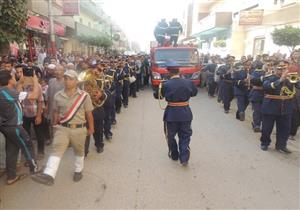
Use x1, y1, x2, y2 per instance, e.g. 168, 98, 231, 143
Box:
23, 67, 34, 77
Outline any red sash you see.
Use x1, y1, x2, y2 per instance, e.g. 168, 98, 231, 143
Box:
59, 91, 88, 124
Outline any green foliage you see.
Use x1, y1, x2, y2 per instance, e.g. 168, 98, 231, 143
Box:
113, 33, 120, 42
78, 35, 113, 50
271, 26, 300, 51
0, 0, 28, 44
213, 39, 226, 48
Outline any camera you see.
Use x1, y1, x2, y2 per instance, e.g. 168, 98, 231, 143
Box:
23, 67, 34, 77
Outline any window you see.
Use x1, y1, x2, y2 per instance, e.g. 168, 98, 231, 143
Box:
88, 22, 91, 28
253, 37, 265, 56
274, 0, 285, 5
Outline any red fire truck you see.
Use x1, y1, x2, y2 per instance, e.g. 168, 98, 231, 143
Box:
150, 45, 202, 88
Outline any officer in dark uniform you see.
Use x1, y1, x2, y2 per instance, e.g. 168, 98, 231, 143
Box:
129, 60, 137, 98
233, 60, 252, 121
168, 18, 183, 47
154, 61, 198, 166
218, 56, 235, 113
84, 66, 107, 155
249, 63, 266, 132
115, 62, 124, 113
122, 61, 131, 108
260, 62, 300, 153
203, 56, 218, 97
103, 66, 116, 140
154, 19, 168, 46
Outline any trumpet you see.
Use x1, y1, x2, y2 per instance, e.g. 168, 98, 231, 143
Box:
287, 72, 300, 84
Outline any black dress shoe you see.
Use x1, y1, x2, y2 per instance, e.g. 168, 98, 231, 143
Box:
168, 151, 179, 161
97, 147, 104, 153
105, 134, 112, 140
253, 126, 261, 133
73, 172, 83, 182
260, 145, 268, 151
239, 112, 245, 121
276, 147, 292, 154
181, 161, 189, 166
111, 120, 117, 125
224, 110, 229, 114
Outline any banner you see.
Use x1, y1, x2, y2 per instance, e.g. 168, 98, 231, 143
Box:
63, 0, 80, 15
27, 15, 65, 36
239, 10, 264, 25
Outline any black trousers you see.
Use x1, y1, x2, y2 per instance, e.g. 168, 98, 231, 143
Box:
260, 114, 291, 149
170, 36, 179, 46
0, 126, 37, 179
222, 82, 234, 111
290, 108, 300, 136
122, 80, 130, 106
23, 116, 45, 154
164, 121, 192, 163
85, 107, 104, 155
104, 105, 113, 136
144, 73, 150, 87
207, 80, 217, 96
130, 81, 137, 97
115, 95, 122, 113
252, 102, 262, 128
136, 73, 142, 91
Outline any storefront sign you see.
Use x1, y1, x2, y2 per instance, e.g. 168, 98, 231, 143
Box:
27, 15, 65, 36
63, 0, 80, 15
239, 10, 264, 25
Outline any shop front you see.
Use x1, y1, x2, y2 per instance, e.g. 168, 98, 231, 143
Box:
25, 14, 66, 60
192, 12, 232, 56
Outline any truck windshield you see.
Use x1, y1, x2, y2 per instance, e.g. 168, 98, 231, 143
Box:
154, 49, 199, 67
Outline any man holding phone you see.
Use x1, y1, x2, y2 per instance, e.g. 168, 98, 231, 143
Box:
17, 67, 45, 158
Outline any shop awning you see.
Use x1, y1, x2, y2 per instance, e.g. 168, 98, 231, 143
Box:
192, 27, 230, 39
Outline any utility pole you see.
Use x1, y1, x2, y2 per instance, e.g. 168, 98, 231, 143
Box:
48, 0, 56, 57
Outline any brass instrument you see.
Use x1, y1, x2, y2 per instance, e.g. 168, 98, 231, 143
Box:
78, 70, 107, 107
287, 72, 300, 84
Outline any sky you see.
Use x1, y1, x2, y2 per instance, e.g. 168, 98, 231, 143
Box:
99, 0, 188, 52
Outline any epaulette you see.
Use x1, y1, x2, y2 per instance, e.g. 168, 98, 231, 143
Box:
264, 73, 273, 78
255, 68, 263, 71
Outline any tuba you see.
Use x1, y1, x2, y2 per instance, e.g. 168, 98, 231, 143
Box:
78, 70, 107, 107
287, 72, 299, 84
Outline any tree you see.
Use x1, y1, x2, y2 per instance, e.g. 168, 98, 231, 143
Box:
271, 26, 300, 52
0, 0, 28, 44
78, 35, 113, 51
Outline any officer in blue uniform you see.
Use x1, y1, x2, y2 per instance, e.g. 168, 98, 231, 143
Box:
203, 56, 218, 97
115, 62, 124, 114
167, 18, 183, 47
154, 19, 168, 46
122, 61, 131, 108
233, 60, 252, 121
218, 56, 235, 113
249, 64, 266, 132
103, 67, 116, 140
260, 63, 300, 153
154, 61, 198, 166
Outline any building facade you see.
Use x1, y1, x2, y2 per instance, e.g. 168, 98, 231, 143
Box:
182, 0, 300, 58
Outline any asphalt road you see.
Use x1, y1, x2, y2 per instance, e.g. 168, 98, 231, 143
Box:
0, 88, 299, 209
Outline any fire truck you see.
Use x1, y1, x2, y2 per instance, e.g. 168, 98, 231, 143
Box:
150, 44, 202, 88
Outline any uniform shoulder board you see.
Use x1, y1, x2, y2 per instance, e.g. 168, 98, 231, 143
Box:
264, 73, 273, 78
255, 68, 263, 71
